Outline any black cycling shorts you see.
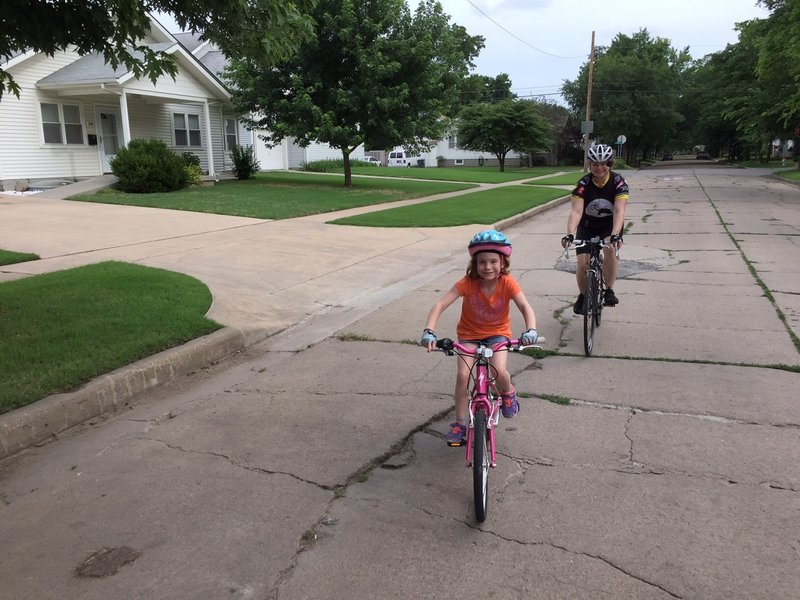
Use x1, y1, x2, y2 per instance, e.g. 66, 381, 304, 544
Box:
575, 223, 615, 255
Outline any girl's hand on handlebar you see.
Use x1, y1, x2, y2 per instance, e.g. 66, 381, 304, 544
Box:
419, 328, 437, 351
520, 328, 539, 345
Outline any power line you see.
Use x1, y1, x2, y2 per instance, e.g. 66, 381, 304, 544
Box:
465, 0, 584, 59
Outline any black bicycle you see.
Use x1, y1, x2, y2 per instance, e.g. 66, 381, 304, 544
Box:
566, 237, 618, 356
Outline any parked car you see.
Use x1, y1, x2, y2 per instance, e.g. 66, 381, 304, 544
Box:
662, 153, 673, 161
360, 156, 382, 166
696, 151, 711, 160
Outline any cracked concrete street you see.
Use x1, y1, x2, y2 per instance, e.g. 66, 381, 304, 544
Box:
1, 164, 799, 599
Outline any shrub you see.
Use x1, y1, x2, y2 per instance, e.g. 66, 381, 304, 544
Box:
230, 145, 260, 180
300, 159, 345, 172
111, 139, 188, 193
184, 164, 203, 186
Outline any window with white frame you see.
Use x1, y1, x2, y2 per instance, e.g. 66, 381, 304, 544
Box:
173, 112, 202, 146
448, 135, 457, 149
40, 102, 84, 145
224, 118, 238, 150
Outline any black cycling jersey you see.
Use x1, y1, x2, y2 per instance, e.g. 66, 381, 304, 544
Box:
571, 171, 629, 231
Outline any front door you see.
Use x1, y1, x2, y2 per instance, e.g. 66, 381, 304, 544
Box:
96, 106, 122, 173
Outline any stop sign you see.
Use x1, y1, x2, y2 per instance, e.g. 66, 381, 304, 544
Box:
795, 125, 800, 137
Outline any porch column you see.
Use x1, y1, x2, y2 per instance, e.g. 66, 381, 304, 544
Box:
203, 100, 215, 176
119, 90, 131, 147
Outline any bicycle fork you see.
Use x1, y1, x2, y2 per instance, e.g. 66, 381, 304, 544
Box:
465, 368, 499, 468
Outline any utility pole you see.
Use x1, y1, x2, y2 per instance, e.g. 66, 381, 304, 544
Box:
583, 31, 596, 171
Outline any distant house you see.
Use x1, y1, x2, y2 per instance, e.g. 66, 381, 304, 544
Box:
0, 17, 235, 190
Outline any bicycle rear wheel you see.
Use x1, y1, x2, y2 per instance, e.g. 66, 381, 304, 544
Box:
472, 410, 490, 522
594, 269, 604, 328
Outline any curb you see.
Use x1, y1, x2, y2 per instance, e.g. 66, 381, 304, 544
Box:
0, 327, 249, 460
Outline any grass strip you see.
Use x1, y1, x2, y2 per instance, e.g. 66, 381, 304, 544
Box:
0, 261, 221, 413
68, 171, 475, 219
524, 173, 583, 186
345, 166, 570, 183
328, 185, 567, 227
0, 248, 40, 266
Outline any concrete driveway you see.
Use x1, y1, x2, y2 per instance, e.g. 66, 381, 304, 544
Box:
1, 164, 798, 599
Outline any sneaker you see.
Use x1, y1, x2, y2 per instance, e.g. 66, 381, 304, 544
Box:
604, 288, 619, 306
501, 388, 519, 418
573, 293, 584, 314
446, 421, 467, 445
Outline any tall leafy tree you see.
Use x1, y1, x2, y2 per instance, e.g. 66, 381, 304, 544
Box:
752, 0, 800, 131
562, 29, 691, 163
227, 0, 483, 186
456, 99, 550, 171
1, 0, 316, 101
457, 73, 515, 107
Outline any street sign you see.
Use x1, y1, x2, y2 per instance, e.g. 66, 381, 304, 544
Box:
581, 121, 594, 134
616, 135, 627, 145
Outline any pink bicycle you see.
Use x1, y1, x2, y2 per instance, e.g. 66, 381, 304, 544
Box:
435, 336, 545, 522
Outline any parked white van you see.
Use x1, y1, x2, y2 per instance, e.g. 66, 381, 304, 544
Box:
387, 149, 418, 167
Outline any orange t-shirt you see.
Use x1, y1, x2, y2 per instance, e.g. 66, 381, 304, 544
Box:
455, 274, 521, 340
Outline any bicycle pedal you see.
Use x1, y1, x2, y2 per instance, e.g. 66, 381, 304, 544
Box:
447, 439, 466, 447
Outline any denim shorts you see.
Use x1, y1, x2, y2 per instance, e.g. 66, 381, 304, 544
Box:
458, 335, 510, 346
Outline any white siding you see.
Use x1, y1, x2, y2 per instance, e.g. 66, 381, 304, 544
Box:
0, 50, 100, 181
1, 45, 229, 183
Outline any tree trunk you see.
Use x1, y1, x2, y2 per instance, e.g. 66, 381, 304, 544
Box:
342, 148, 352, 187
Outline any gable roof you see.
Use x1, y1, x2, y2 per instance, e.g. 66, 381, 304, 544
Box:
38, 43, 175, 86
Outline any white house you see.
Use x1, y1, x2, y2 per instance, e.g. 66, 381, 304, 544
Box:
0, 17, 235, 191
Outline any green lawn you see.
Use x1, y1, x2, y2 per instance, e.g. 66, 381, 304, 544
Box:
0, 262, 221, 413
0, 248, 40, 266
68, 171, 476, 219
347, 165, 573, 184
329, 185, 568, 227
524, 172, 583, 186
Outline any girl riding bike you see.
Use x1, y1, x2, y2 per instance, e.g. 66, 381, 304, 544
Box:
419, 230, 539, 445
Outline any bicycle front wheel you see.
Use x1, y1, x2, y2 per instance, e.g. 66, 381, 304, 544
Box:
472, 410, 490, 522
583, 271, 597, 356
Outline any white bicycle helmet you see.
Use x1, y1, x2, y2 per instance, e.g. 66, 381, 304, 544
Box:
587, 143, 614, 163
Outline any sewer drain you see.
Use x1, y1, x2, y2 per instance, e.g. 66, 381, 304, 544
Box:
75, 546, 140, 577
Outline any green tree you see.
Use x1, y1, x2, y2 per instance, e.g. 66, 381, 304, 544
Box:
227, 0, 483, 186
1, 0, 316, 101
456, 99, 550, 171
457, 73, 515, 107
752, 0, 800, 132
562, 29, 691, 163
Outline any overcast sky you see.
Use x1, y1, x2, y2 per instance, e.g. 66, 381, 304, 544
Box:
157, 1, 770, 105
438, 0, 770, 103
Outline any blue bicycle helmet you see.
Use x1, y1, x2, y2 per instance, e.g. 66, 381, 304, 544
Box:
468, 229, 512, 257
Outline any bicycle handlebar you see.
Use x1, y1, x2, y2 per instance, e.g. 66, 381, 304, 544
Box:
435, 337, 546, 356
563, 236, 620, 259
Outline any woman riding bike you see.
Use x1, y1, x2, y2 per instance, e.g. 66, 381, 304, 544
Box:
561, 143, 629, 313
